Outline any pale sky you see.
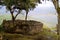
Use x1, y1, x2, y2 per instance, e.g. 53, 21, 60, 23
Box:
0, 0, 58, 28
59, 0, 60, 7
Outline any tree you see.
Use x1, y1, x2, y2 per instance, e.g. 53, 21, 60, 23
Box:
2, 0, 41, 28
0, 0, 4, 9
3, 0, 22, 27
1, 0, 41, 33
25, 0, 41, 20
13, 0, 41, 33
3, 0, 41, 21
52, 0, 60, 40
52, 0, 59, 35
17, 0, 41, 20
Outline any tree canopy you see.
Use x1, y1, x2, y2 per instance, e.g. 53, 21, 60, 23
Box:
2, 0, 41, 20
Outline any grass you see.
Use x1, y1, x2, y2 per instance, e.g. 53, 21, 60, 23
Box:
0, 25, 58, 40
1, 28, 58, 40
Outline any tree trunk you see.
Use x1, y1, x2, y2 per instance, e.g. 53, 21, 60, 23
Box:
52, 0, 59, 40
52, 0, 59, 35
57, 8, 60, 40
56, 0, 60, 40
55, 0, 59, 35
10, 11, 15, 27
25, 11, 28, 21
10, 10, 20, 27
52, 0, 59, 9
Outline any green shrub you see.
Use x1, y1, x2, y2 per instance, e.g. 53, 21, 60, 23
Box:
0, 25, 4, 32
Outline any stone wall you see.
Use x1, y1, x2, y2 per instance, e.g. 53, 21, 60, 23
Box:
2, 20, 43, 34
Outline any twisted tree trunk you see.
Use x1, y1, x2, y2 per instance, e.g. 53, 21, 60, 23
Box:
25, 10, 28, 21
10, 9, 21, 27
10, 10, 15, 27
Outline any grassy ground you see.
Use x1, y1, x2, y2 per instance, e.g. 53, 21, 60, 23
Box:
0, 28, 58, 40
0, 25, 58, 40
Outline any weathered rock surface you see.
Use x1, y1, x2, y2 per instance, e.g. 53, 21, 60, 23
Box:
2, 20, 43, 34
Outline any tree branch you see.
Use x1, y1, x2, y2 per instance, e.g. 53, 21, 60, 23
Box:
14, 10, 20, 19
